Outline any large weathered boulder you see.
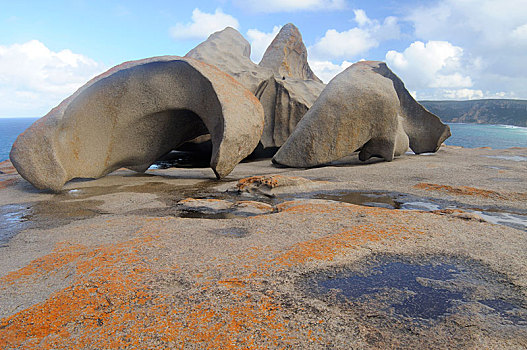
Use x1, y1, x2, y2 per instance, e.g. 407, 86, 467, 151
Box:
374, 63, 451, 154
186, 25, 325, 150
273, 61, 451, 167
185, 27, 273, 93
259, 23, 322, 83
10, 56, 264, 191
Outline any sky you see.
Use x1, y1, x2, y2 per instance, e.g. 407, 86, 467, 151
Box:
1, 0, 526, 117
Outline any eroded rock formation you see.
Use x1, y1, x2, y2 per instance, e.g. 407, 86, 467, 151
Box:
10, 56, 264, 191
259, 23, 322, 83
186, 25, 325, 150
185, 27, 272, 94
255, 77, 324, 148
273, 61, 451, 167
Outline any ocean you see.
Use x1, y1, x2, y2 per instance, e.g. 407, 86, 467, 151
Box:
0, 119, 526, 163
445, 123, 527, 149
0, 118, 39, 163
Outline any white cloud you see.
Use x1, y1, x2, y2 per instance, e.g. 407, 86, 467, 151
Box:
309, 9, 400, 60
431, 73, 472, 89
353, 9, 372, 26
234, 0, 346, 13
372, 16, 400, 42
309, 28, 375, 60
408, 0, 527, 48
386, 41, 473, 92
308, 60, 353, 83
246, 26, 281, 63
170, 8, 239, 40
443, 88, 483, 100
406, 0, 527, 98
0, 40, 105, 117
511, 23, 527, 40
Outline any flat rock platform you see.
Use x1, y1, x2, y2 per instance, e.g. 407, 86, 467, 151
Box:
0, 145, 526, 349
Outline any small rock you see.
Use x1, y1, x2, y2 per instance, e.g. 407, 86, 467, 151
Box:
451, 212, 487, 222
178, 198, 233, 212
232, 201, 274, 215
236, 175, 319, 197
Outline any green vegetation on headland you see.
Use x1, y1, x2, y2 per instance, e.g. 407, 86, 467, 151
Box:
420, 99, 527, 127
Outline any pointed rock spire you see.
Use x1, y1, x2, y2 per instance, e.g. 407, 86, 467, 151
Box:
185, 25, 325, 150
259, 23, 322, 83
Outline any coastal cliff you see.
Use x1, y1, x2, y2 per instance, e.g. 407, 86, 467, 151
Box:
420, 99, 527, 127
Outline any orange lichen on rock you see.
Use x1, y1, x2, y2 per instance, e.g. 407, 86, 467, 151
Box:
1, 242, 87, 284
414, 182, 527, 200
0, 160, 18, 189
430, 208, 487, 222
237, 175, 283, 190
0, 160, 17, 175
0, 178, 17, 189
179, 198, 226, 204
0, 233, 293, 348
273, 203, 421, 267
234, 201, 274, 211
0, 201, 428, 349
0, 236, 161, 349
276, 201, 342, 214
160, 292, 292, 348
236, 175, 313, 191
218, 278, 246, 288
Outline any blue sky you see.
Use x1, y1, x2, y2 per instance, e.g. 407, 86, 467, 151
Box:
1, 0, 526, 117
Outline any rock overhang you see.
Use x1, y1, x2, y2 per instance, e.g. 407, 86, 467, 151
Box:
10, 56, 265, 191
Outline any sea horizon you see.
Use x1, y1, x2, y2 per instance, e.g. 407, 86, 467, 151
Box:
1, 119, 526, 163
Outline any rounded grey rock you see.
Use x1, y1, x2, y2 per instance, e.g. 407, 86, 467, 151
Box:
273, 61, 451, 167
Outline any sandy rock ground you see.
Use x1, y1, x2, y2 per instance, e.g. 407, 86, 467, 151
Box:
0, 145, 526, 349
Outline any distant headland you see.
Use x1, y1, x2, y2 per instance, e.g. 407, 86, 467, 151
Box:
420, 99, 527, 127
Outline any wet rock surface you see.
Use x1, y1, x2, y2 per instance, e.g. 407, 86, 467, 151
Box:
306, 254, 527, 323
1, 146, 526, 349
301, 254, 527, 348
0, 204, 31, 247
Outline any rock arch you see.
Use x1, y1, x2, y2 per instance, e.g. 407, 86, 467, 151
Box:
10, 57, 264, 191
